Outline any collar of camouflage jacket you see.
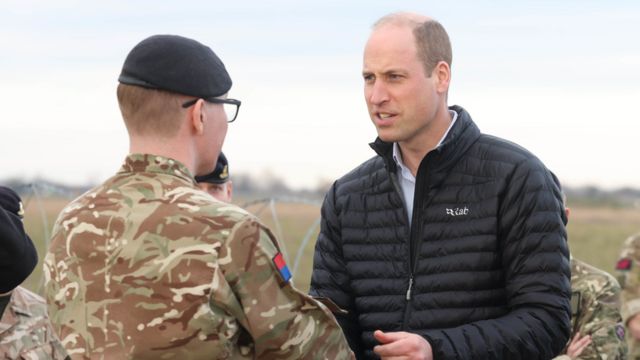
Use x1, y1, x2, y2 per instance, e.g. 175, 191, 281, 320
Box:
118, 154, 196, 184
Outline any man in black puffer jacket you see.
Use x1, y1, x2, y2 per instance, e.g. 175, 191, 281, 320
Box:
310, 12, 571, 360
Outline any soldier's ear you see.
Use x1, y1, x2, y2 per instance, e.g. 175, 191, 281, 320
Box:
226, 181, 233, 201
188, 99, 206, 135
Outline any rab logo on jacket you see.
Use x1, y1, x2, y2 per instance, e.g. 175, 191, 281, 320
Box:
446, 207, 469, 216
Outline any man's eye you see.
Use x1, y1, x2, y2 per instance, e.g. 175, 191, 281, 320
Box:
363, 74, 374, 82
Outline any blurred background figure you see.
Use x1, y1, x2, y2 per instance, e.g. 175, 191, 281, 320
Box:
0, 185, 67, 359
196, 151, 233, 202
553, 193, 627, 360
615, 232, 640, 359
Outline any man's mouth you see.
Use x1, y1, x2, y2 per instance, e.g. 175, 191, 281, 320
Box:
375, 112, 397, 123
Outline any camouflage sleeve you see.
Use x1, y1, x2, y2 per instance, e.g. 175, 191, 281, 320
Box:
618, 234, 640, 324
217, 215, 353, 359
576, 272, 627, 359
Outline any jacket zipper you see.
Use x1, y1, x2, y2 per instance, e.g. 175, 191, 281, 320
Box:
402, 179, 424, 329
388, 169, 415, 328
405, 276, 414, 300
401, 152, 434, 329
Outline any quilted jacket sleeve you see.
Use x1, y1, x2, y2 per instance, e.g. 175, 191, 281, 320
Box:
310, 182, 365, 357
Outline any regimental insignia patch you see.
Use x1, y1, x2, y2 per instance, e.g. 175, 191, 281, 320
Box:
616, 258, 632, 271
273, 252, 292, 283
219, 165, 229, 180
616, 324, 626, 340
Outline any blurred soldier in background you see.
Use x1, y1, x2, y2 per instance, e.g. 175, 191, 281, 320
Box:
44, 35, 352, 359
552, 195, 627, 360
616, 232, 640, 359
0, 186, 68, 359
196, 151, 233, 202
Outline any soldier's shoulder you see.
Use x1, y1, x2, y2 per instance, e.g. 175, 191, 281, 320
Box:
622, 232, 640, 249
571, 258, 620, 291
615, 232, 640, 272
1, 287, 67, 359
10, 286, 48, 317
54, 181, 114, 219
186, 190, 248, 216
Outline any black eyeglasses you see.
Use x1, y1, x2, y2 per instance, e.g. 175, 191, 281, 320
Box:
181, 97, 241, 123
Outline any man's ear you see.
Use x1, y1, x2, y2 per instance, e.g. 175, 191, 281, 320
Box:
226, 181, 233, 200
432, 61, 451, 94
189, 99, 206, 135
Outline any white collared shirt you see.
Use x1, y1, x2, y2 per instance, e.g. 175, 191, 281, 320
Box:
392, 110, 458, 225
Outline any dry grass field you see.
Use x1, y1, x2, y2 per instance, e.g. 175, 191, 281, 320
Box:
567, 205, 640, 273
20, 196, 640, 296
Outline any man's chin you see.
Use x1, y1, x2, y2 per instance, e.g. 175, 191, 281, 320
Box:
376, 131, 398, 143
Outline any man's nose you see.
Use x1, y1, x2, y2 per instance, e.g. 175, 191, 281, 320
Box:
367, 80, 389, 105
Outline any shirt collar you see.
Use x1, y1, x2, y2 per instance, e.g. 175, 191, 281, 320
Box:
393, 109, 458, 172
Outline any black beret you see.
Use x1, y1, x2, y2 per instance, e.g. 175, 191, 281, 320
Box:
0, 186, 37, 293
195, 152, 230, 184
0, 186, 22, 217
118, 34, 232, 99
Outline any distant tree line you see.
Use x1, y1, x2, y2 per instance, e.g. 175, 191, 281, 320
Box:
2, 176, 639, 209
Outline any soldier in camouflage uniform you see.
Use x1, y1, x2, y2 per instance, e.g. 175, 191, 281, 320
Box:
196, 152, 233, 203
1, 286, 69, 359
0, 186, 68, 359
616, 232, 640, 359
43, 35, 352, 359
553, 257, 627, 359
550, 195, 627, 360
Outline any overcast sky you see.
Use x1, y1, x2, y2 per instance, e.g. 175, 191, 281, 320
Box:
1, 0, 638, 190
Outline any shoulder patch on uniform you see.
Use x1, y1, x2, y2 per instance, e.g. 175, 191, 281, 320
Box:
616, 258, 632, 271
273, 252, 292, 283
616, 323, 625, 340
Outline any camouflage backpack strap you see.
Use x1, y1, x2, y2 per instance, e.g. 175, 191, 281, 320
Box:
571, 290, 582, 335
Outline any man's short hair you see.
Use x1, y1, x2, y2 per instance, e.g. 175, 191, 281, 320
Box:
374, 13, 452, 76
117, 84, 185, 138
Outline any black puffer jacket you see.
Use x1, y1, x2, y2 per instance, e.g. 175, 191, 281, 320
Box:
310, 106, 571, 359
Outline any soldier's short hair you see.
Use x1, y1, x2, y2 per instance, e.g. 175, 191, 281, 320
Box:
117, 84, 185, 138
374, 13, 452, 76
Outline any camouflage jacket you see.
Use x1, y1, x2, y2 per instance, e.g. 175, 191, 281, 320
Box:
553, 257, 627, 360
616, 232, 640, 359
44, 154, 353, 359
0, 286, 68, 359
